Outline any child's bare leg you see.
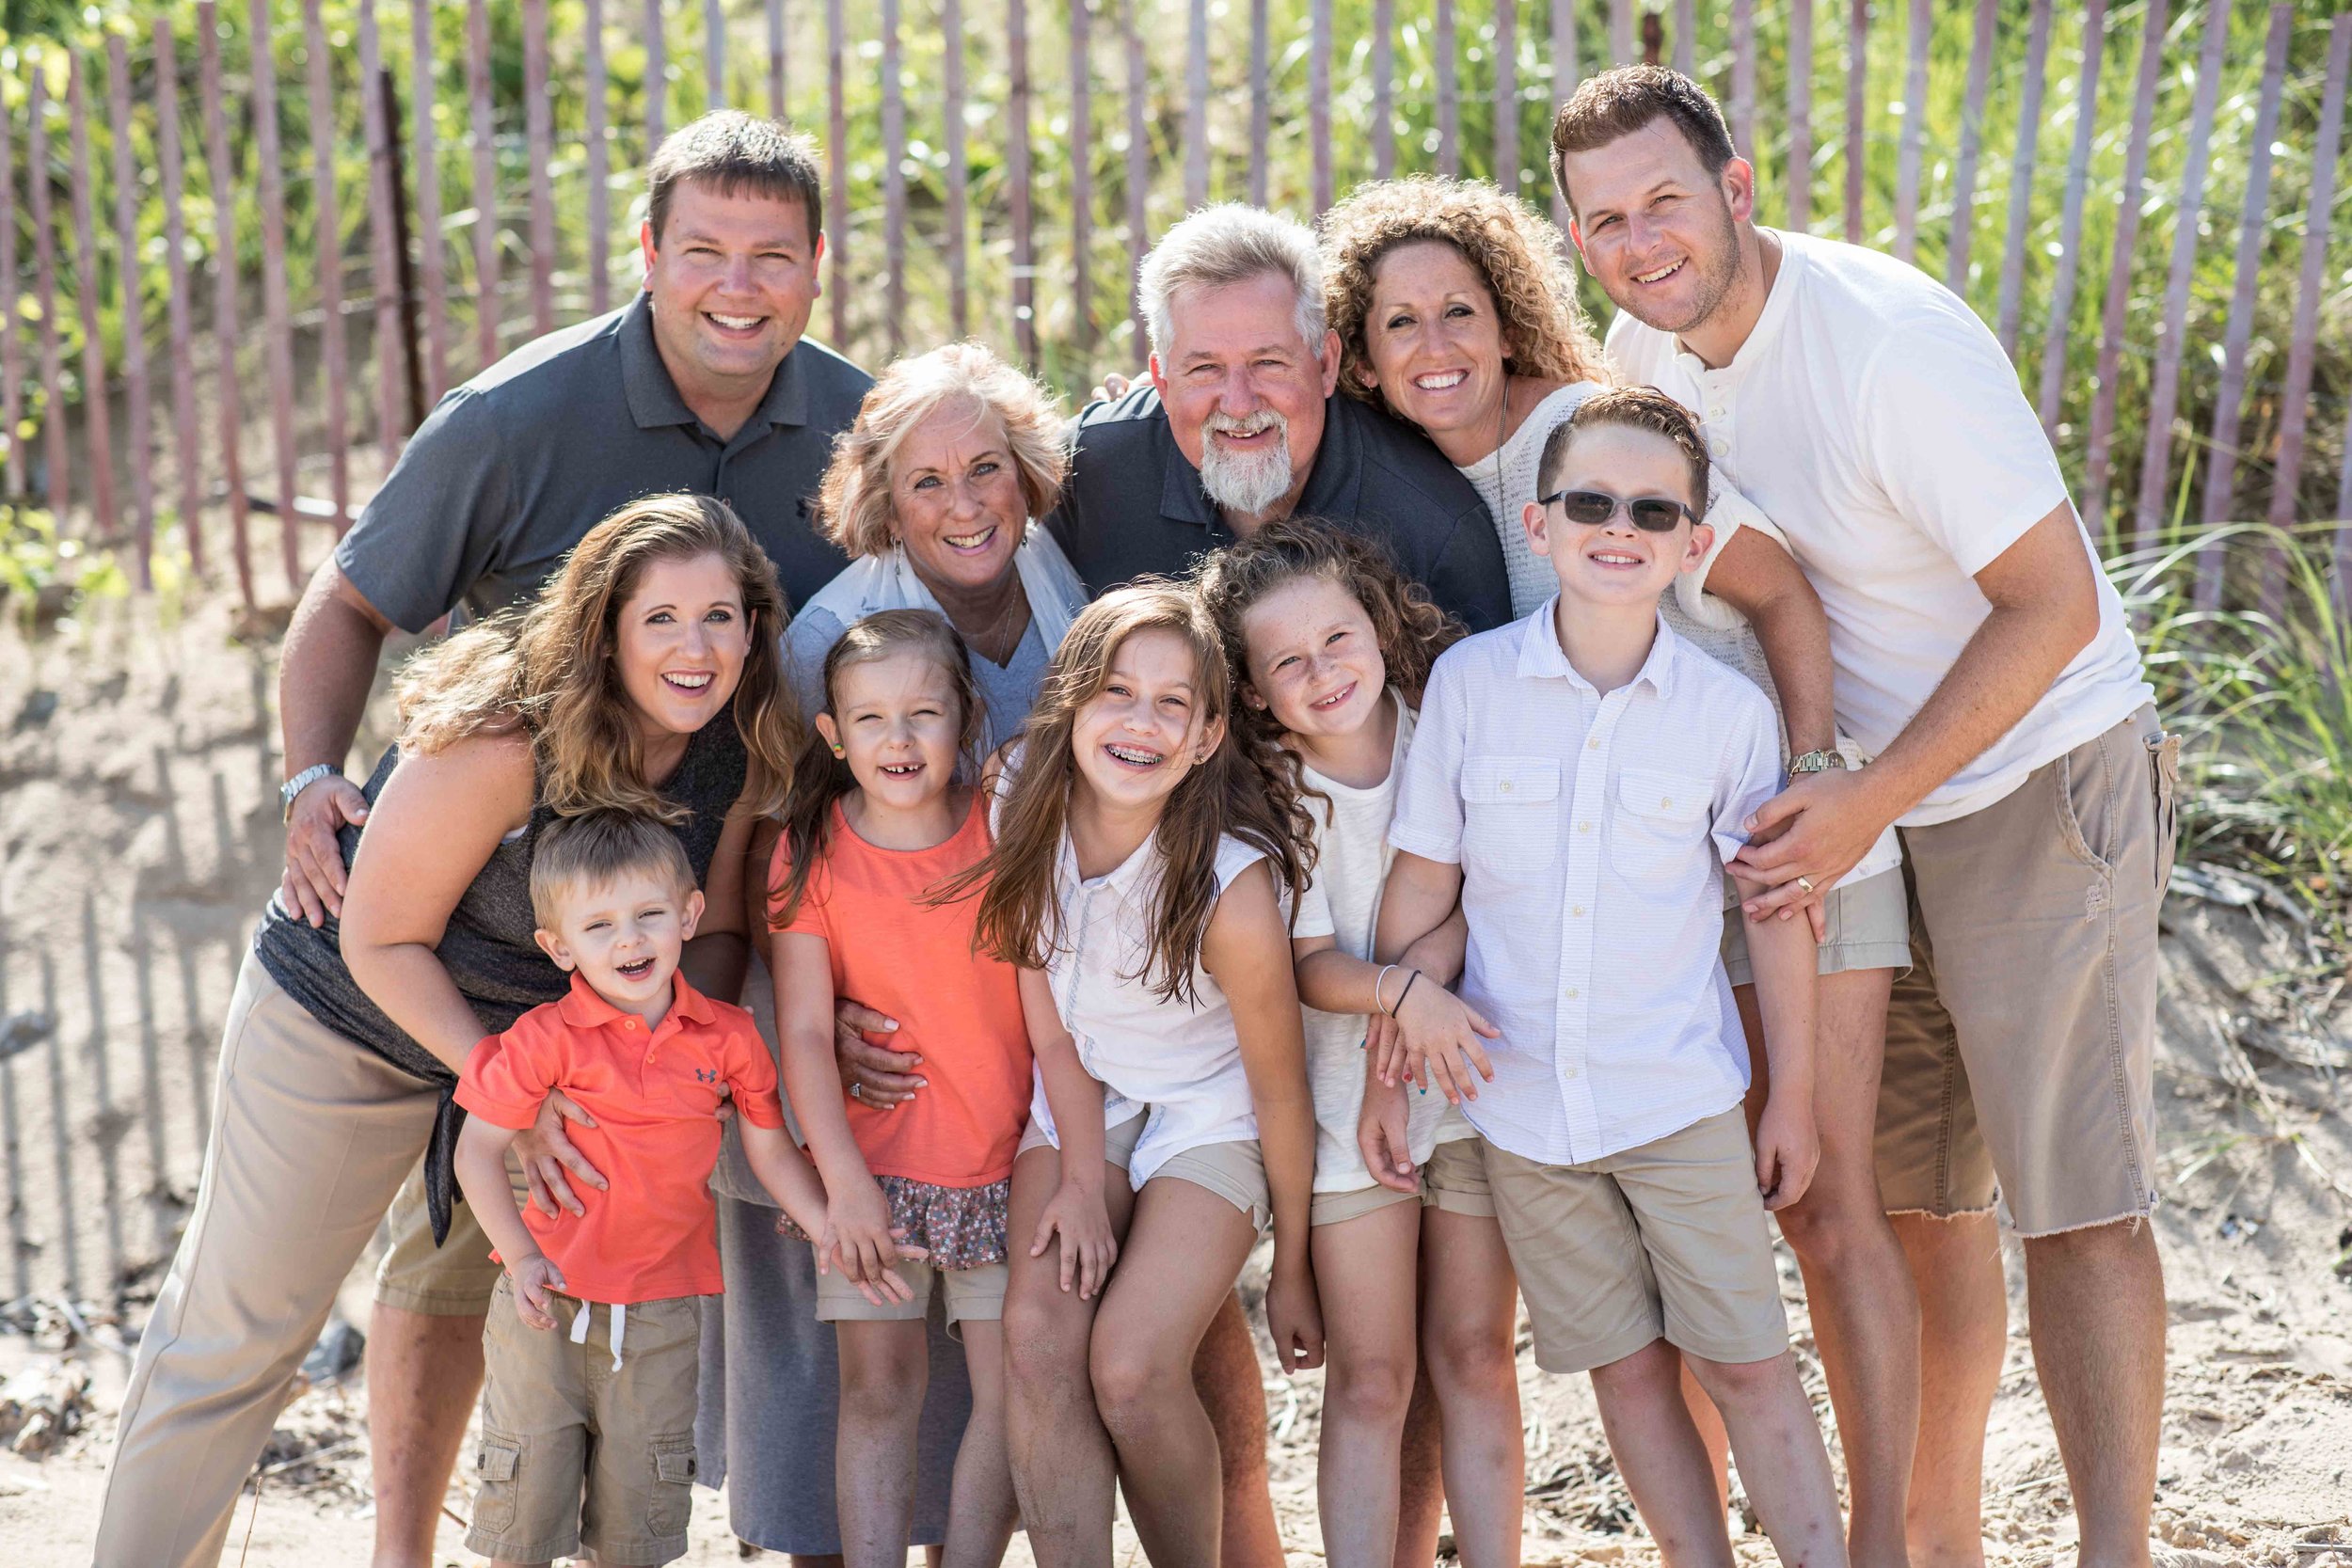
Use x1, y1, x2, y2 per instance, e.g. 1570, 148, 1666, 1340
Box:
1419, 1208, 1523, 1568
1685, 1349, 1850, 1568
1089, 1179, 1261, 1568
1003, 1146, 1133, 1568
834, 1316, 930, 1568
1394, 1369, 1446, 1568
1677, 1352, 1734, 1506
943, 1319, 1020, 1568
1309, 1199, 1422, 1568
1589, 1338, 1738, 1568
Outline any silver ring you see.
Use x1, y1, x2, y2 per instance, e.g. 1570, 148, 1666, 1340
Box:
850, 1081, 865, 1101
1797, 876, 1816, 895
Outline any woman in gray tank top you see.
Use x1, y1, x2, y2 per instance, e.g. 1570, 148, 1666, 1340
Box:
95, 495, 798, 1568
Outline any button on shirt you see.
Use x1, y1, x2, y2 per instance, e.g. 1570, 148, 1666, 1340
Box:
336, 292, 873, 630
1606, 230, 2153, 825
457, 973, 787, 1304
1388, 607, 1785, 1167
1046, 383, 1514, 633
1025, 831, 1272, 1189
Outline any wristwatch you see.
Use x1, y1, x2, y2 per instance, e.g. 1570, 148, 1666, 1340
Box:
1788, 750, 1851, 775
280, 762, 342, 822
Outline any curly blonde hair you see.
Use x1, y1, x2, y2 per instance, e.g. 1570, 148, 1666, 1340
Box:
815, 341, 1070, 562
394, 493, 799, 823
1320, 177, 1606, 412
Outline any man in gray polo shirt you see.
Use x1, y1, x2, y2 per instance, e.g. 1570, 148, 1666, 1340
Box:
269, 111, 878, 1568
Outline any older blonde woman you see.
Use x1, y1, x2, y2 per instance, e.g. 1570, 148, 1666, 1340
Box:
786, 341, 1088, 751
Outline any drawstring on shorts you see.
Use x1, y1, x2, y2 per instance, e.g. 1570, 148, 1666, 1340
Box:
568, 1298, 627, 1369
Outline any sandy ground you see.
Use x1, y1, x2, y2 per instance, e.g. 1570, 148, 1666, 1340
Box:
3, 591, 2350, 1566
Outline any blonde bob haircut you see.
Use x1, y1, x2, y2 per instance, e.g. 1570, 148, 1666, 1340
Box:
1319, 176, 1606, 409
395, 492, 799, 824
815, 341, 1071, 562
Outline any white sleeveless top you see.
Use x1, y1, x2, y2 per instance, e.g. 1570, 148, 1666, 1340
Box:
1025, 829, 1270, 1189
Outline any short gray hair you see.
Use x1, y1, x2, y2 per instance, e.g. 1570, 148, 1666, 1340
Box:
1138, 205, 1326, 358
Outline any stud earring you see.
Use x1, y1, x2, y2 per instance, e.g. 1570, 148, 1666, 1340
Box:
830, 743, 845, 757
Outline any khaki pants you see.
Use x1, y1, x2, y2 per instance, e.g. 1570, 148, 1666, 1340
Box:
95, 955, 441, 1568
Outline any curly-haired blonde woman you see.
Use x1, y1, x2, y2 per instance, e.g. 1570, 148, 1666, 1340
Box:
787, 341, 1089, 753
1326, 177, 1922, 1560
96, 495, 790, 1568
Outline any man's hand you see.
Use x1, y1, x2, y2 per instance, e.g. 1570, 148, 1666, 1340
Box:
1265, 1261, 1325, 1374
1734, 766, 1897, 923
513, 1089, 608, 1218
834, 998, 923, 1108
279, 773, 371, 927
1356, 1065, 1418, 1195
1754, 1093, 1820, 1212
510, 1253, 566, 1331
1086, 370, 1143, 405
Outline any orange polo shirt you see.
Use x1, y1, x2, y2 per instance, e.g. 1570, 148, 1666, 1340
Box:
457, 973, 786, 1304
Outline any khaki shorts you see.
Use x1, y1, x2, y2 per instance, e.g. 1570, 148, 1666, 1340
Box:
1015, 1107, 1146, 1168
468, 1278, 707, 1566
1152, 1140, 1271, 1233
374, 1158, 525, 1316
1308, 1131, 1496, 1227
1482, 1111, 1788, 1375
1721, 864, 1914, 986
818, 1259, 1009, 1326
1877, 706, 2177, 1236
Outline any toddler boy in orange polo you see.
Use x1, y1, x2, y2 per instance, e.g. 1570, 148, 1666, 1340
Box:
452, 811, 918, 1568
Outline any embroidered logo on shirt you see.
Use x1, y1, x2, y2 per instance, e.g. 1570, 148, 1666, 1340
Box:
693, 1068, 721, 1085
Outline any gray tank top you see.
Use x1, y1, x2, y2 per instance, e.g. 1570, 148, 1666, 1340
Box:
254, 714, 748, 1087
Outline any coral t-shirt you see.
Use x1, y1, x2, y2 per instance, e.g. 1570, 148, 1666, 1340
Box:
456, 973, 786, 1303
775, 795, 1030, 1188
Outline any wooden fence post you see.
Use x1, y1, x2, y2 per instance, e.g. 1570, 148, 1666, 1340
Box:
1071, 0, 1094, 360
525, 0, 556, 337
1124, 0, 1148, 353
1842, 0, 1867, 245
1550, 0, 1577, 233
1493, 0, 1518, 196
2129, 0, 2231, 552
467, 0, 499, 370
647, 0, 669, 147
707, 0, 726, 106
67, 53, 119, 546
360, 0, 409, 467
1946, 0, 1997, 290
2078, 0, 2167, 537
2031, 0, 2106, 427
302, 0, 351, 529
586, 0, 612, 318
1993, 0, 2053, 351
105, 34, 155, 586
768, 0, 787, 119
1436, 0, 1458, 178
825, 0, 847, 349
2192, 1, 2292, 608
154, 16, 208, 576
1186, 0, 1210, 211
944, 0, 968, 340
411, 0, 450, 400
1008, 0, 1035, 366
246, 0, 300, 587
881, 0, 904, 355
1312, 0, 1334, 212
1371, 0, 1392, 183
1786, 0, 1811, 230
0, 79, 15, 501
197, 5, 257, 607
1255, 0, 1279, 196
1730, 0, 1755, 159
27, 63, 68, 521
2280, 16, 2348, 601
1891, 0, 1928, 263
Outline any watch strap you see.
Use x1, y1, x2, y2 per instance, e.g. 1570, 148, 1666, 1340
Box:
280, 762, 342, 820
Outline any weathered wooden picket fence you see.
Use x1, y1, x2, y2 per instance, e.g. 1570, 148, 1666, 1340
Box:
4, 0, 2349, 610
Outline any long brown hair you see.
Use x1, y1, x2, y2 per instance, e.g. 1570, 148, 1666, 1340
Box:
394, 493, 798, 822
948, 582, 1314, 1005
1194, 517, 1466, 751
768, 609, 985, 928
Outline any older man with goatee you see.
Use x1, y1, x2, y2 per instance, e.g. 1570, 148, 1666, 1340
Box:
1049, 204, 1513, 631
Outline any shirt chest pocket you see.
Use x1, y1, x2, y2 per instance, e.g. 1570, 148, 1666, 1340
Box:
1610, 768, 1714, 886
1460, 757, 1561, 873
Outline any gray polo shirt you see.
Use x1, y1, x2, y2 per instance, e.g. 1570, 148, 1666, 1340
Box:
335, 292, 873, 629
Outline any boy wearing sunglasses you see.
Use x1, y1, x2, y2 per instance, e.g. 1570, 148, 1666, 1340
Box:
1375, 386, 1849, 1565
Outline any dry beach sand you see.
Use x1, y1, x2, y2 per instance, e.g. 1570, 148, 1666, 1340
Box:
1, 592, 2347, 1566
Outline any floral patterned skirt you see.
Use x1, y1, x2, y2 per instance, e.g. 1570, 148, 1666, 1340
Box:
780, 1174, 1011, 1271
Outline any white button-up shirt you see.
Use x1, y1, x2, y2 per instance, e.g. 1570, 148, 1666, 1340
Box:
1025, 830, 1269, 1188
1389, 606, 1784, 1167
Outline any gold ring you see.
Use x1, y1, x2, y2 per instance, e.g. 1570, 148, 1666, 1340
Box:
1797, 877, 1816, 895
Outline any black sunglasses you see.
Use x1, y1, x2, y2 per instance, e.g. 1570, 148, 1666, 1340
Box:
1536, 488, 1698, 533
